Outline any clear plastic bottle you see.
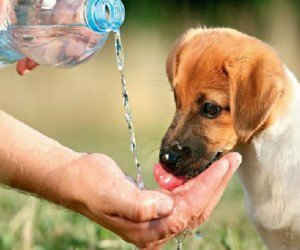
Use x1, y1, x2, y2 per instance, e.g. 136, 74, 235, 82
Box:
0, 0, 125, 67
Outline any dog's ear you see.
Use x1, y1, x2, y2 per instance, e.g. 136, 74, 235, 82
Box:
166, 38, 184, 84
224, 57, 284, 142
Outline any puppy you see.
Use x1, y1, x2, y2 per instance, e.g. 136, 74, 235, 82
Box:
158, 27, 300, 250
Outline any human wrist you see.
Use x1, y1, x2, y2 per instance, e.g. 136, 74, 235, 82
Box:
9, 146, 80, 205
41, 151, 88, 210
0, 109, 98, 216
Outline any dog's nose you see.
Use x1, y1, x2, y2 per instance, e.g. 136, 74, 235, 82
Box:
160, 143, 190, 171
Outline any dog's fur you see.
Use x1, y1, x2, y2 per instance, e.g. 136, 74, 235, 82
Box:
162, 27, 300, 250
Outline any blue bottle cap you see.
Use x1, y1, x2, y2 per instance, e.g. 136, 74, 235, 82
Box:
85, 0, 125, 33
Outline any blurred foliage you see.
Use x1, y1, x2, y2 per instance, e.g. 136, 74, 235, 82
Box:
120, 0, 280, 41
121, 0, 300, 42
0, 178, 265, 250
122, 0, 271, 25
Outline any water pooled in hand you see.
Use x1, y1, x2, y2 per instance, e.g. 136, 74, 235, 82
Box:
114, 31, 145, 191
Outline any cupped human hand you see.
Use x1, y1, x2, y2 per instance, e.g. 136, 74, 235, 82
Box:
16, 58, 39, 75
63, 153, 175, 248
142, 153, 242, 250
65, 153, 241, 249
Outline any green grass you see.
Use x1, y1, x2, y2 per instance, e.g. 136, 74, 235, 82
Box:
0, 178, 265, 250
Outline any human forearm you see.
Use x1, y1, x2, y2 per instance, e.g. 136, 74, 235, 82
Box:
0, 109, 78, 204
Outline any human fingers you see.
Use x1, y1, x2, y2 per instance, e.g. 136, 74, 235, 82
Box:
110, 185, 174, 222
98, 155, 239, 248
188, 153, 242, 228
136, 155, 236, 242
174, 156, 230, 206
26, 59, 39, 70
154, 157, 230, 234
134, 159, 231, 244
95, 214, 172, 248
140, 237, 171, 250
203, 153, 241, 215
74, 153, 174, 223
16, 59, 27, 75
16, 58, 39, 75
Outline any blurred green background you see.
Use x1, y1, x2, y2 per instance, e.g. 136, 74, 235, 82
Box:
0, 0, 299, 249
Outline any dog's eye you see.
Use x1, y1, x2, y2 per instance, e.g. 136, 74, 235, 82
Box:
201, 103, 222, 119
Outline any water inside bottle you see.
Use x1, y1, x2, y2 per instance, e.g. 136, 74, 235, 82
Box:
7, 24, 108, 67
114, 31, 145, 190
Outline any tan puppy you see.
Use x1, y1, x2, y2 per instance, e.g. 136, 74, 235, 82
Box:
159, 27, 300, 250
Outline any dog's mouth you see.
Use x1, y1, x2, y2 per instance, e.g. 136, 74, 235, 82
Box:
154, 151, 223, 191
185, 151, 223, 179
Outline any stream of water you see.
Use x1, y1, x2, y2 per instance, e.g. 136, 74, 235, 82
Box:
114, 30, 145, 191
113, 31, 204, 250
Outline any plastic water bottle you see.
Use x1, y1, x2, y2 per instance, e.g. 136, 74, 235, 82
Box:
0, 0, 125, 67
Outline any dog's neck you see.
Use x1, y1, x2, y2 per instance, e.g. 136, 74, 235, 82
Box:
236, 67, 300, 228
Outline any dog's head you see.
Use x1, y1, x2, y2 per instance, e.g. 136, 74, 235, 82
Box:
160, 28, 287, 179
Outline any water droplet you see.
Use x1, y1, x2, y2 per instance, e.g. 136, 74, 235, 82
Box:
194, 231, 203, 240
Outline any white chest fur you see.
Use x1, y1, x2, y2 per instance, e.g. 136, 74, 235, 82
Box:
237, 69, 300, 250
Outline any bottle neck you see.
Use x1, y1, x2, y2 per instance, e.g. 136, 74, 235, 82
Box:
85, 0, 125, 33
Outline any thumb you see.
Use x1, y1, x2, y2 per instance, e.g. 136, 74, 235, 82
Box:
118, 189, 174, 223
